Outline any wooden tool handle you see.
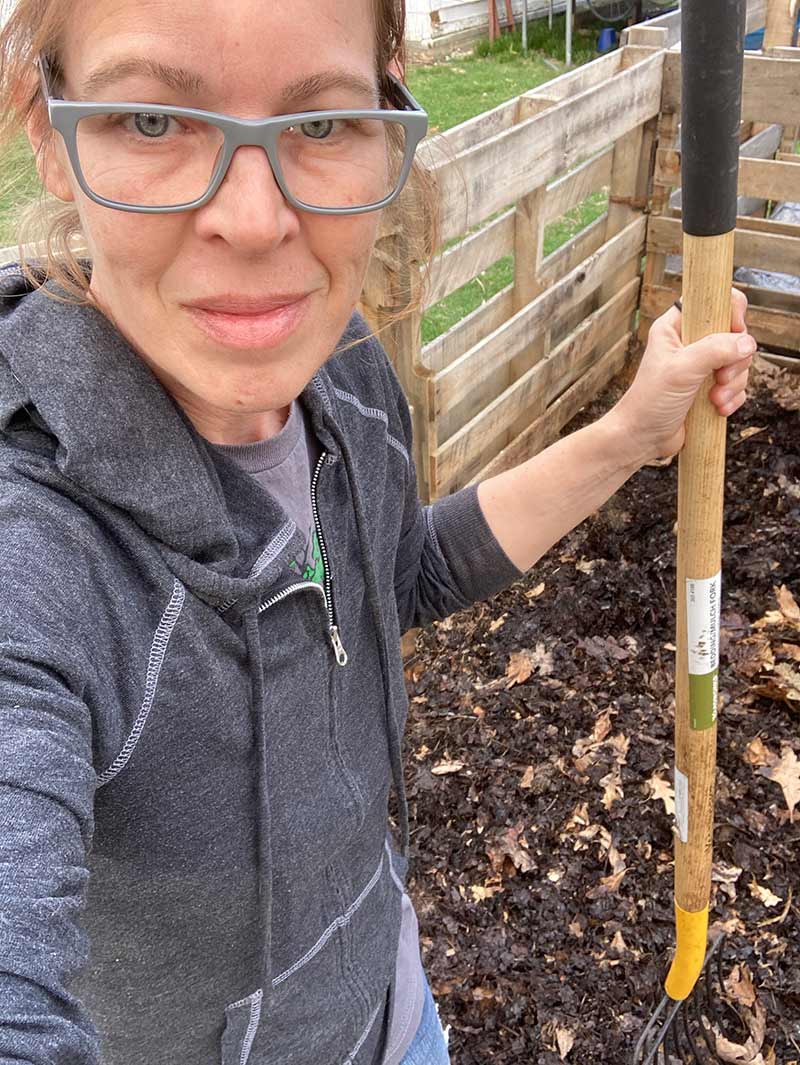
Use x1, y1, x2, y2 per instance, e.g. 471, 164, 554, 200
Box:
665, 234, 733, 1000
664, 0, 746, 1002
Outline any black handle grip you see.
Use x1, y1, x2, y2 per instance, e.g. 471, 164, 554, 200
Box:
681, 0, 747, 237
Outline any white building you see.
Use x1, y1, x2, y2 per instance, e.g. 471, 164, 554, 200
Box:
406, 0, 580, 59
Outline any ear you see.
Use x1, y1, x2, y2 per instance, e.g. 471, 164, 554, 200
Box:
387, 55, 405, 81
25, 103, 76, 204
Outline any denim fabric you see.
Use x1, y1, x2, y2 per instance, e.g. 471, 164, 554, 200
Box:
398, 972, 450, 1065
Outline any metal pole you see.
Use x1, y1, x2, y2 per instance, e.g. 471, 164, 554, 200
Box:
549, 0, 553, 30
566, 0, 573, 67
522, 0, 528, 52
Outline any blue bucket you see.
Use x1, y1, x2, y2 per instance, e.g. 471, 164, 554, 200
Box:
597, 27, 618, 52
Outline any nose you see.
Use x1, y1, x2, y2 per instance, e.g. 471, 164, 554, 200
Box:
193, 144, 301, 250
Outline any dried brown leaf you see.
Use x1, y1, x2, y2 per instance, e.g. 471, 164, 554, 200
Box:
646, 772, 675, 816
758, 745, 800, 820
431, 759, 465, 776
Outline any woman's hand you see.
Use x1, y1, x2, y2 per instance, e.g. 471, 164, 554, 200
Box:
608, 289, 756, 466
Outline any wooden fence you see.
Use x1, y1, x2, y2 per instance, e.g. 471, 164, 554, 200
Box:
360, 25, 800, 505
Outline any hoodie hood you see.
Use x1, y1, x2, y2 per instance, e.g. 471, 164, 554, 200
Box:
0, 265, 348, 617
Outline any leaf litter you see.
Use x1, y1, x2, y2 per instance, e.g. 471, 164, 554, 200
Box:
399, 360, 799, 1063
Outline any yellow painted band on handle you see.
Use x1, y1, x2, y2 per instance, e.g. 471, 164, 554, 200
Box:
664, 902, 709, 1001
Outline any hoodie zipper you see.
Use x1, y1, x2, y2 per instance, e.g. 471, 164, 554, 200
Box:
257, 450, 348, 667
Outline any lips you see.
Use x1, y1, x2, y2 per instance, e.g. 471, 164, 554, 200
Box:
186, 293, 311, 314
184, 293, 312, 350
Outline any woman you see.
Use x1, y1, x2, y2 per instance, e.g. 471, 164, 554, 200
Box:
0, 1, 754, 1063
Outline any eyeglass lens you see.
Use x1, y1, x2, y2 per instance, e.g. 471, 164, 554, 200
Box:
74, 110, 408, 209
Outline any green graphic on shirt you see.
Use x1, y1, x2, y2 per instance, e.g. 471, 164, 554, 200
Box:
287, 526, 324, 584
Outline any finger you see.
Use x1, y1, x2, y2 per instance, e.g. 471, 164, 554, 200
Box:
715, 389, 748, 417
710, 369, 750, 406
651, 301, 683, 341
684, 331, 757, 375
715, 354, 753, 386
730, 288, 748, 333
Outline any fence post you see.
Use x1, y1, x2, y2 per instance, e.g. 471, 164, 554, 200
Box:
506, 95, 558, 445
360, 216, 431, 504
600, 33, 665, 320
764, 0, 799, 153
639, 94, 680, 343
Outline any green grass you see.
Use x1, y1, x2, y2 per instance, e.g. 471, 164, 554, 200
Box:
0, 135, 40, 246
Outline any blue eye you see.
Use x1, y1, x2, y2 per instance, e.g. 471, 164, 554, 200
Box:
299, 119, 336, 140
133, 112, 172, 138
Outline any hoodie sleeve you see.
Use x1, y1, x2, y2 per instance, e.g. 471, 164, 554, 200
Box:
386, 356, 526, 634
0, 538, 100, 1063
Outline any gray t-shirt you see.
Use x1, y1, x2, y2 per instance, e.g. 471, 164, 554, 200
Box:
208, 398, 425, 1065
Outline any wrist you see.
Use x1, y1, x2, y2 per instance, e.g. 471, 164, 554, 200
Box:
599, 404, 653, 474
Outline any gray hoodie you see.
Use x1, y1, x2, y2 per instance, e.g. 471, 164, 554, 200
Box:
0, 263, 523, 1065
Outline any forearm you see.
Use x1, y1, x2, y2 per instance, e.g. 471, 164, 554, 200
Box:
476, 410, 646, 573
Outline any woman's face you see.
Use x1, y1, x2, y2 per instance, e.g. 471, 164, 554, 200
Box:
33, 0, 385, 443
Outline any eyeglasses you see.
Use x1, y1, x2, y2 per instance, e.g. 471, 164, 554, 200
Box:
37, 55, 429, 215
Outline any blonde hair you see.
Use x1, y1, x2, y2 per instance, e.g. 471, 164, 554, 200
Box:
0, 0, 440, 342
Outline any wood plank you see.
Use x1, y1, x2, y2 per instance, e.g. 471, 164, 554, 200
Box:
422, 209, 515, 311
658, 152, 800, 204
432, 53, 664, 243
539, 214, 609, 290
433, 278, 640, 494
621, 27, 669, 50
766, 46, 800, 60
521, 50, 622, 104
422, 98, 519, 161
419, 284, 514, 375
648, 214, 800, 277
465, 333, 632, 491
544, 148, 614, 227
642, 282, 800, 353
666, 124, 784, 216
433, 216, 646, 418
663, 52, 800, 125
622, 9, 681, 47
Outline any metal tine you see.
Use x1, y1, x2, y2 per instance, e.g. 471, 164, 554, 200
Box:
632, 935, 728, 1064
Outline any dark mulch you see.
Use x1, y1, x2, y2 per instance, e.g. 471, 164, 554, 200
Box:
400, 355, 800, 1064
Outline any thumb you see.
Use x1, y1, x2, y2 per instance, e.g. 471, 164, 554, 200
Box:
681, 331, 757, 379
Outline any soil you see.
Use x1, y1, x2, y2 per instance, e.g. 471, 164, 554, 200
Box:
400, 354, 800, 1064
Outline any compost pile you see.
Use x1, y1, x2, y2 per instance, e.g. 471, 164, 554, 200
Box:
401, 355, 800, 1064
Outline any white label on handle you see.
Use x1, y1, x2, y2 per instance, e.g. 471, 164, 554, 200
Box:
674, 766, 689, 844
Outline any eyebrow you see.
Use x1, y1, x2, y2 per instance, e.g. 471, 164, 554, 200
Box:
79, 59, 381, 107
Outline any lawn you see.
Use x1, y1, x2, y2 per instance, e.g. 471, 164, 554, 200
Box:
0, 134, 39, 246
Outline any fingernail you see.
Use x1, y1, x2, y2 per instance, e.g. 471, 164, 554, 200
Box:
737, 335, 756, 355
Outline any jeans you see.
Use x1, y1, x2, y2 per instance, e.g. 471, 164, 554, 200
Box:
398, 971, 451, 1065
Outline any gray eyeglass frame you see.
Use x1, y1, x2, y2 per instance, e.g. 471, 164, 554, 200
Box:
37, 54, 429, 216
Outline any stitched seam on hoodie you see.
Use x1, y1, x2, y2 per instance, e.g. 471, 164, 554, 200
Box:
248, 519, 296, 578
216, 519, 297, 613
271, 852, 385, 987
96, 579, 185, 788
239, 991, 262, 1065
423, 505, 444, 561
224, 988, 263, 1065
341, 998, 383, 1065
332, 387, 409, 466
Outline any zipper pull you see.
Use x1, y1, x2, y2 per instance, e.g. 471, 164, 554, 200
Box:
329, 625, 348, 666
